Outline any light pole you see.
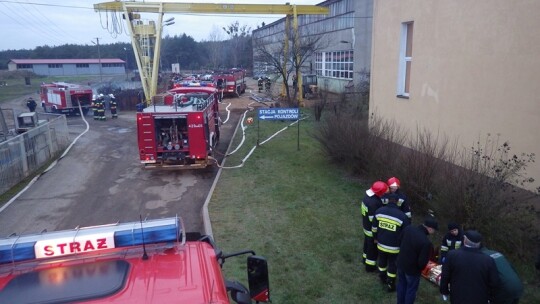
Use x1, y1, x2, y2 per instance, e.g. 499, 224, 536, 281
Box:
92, 38, 103, 82
123, 47, 129, 81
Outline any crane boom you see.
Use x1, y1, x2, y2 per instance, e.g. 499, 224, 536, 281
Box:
94, 1, 329, 105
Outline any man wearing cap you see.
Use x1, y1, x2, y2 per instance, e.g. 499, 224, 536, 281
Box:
361, 181, 389, 272
439, 222, 463, 264
372, 193, 410, 291
440, 230, 500, 303
396, 216, 438, 304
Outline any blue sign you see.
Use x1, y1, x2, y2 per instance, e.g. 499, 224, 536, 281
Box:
258, 108, 299, 121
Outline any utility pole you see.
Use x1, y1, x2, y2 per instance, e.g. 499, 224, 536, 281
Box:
92, 38, 103, 82
124, 47, 129, 81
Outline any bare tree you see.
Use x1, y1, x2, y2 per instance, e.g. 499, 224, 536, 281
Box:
222, 21, 251, 68
253, 28, 326, 105
206, 25, 224, 70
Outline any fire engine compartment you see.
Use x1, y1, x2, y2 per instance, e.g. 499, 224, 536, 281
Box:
155, 115, 189, 153
0, 217, 270, 304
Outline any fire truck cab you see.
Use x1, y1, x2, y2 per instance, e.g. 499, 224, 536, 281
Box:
137, 84, 221, 169
0, 217, 270, 304
215, 68, 246, 98
40, 82, 93, 115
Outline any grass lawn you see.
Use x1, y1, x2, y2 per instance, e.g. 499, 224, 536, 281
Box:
209, 112, 445, 303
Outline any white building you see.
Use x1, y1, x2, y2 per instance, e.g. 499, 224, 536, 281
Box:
8, 59, 125, 77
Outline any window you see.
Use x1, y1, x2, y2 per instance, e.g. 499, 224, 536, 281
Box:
315, 50, 354, 80
397, 22, 414, 97
17, 64, 33, 69
48, 64, 62, 68
76, 63, 89, 68
102, 63, 123, 68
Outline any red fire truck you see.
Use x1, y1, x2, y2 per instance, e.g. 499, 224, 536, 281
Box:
40, 82, 93, 115
137, 83, 221, 169
0, 216, 270, 304
215, 68, 247, 97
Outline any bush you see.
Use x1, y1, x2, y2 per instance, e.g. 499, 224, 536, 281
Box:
314, 111, 540, 263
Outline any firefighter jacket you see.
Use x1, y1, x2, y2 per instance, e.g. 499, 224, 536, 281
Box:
439, 230, 463, 263
481, 247, 523, 304
396, 224, 433, 276
382, 189, 411, 218
361, 193, 383, 238
440, 246, 500, 304
372, 203, 410, 254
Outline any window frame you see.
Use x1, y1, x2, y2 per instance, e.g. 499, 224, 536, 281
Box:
315, 50, 354, 80
397, 21, 414, 98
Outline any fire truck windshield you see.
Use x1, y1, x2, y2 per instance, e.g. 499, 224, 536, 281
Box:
0, 260, 129, 303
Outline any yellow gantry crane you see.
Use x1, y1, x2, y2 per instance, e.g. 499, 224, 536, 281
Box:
94, 1, 328, 105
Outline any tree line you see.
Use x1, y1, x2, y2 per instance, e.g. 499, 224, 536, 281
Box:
0, 22, 253, 73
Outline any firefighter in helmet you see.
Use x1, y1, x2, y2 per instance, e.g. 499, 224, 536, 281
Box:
257, 77, 263, 93
265, 77, 271, 93
97, 94, 106, 121
382, 177, 412, 218
109, 94, 118, 119
92, 95, 99, 120
372, 193, 410, 292
361, 181, 388, 273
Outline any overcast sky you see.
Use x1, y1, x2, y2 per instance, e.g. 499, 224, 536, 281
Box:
0, 0, 322, 51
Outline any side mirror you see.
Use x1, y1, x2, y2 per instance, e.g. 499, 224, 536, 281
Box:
247, 256, 270, 302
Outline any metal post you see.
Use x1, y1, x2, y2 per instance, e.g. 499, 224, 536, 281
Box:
92, 38, 103, 82
124, 47, 129, 80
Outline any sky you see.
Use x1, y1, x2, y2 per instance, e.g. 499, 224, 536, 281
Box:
0, 0, 321, 51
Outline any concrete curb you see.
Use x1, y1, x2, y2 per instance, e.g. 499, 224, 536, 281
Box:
202, 116, 243, 238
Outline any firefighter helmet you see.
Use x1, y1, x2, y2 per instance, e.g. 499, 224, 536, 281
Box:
367, 181, 388, 197
387, 177, 400, 188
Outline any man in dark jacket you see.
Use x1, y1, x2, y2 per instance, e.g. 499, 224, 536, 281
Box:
396, 216, 438, 304
26, 97, 37, 112
440, 230, 500, 303
372, 193, 410, 291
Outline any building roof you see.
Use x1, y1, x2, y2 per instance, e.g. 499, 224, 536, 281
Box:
9, 58, 125, 64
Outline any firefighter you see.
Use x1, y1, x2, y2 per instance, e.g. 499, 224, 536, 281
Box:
97, 94, 106, 121
372, 193, 410, 292
439, 222, 463, 264
257, 77, 263, 93
26, 97, 37, 112
265, 77, 271, 93
382, 177, 412, 218
361, 181, 388, 272
109, 94, 118, 119
92, 95, 99, 120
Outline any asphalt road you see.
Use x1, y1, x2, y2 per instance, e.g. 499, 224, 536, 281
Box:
0, 95, 248, 236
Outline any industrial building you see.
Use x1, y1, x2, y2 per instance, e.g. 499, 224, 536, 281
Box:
252, 0, 372, 95
7, 58, 125, 77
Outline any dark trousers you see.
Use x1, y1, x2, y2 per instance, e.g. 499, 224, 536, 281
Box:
377, 250, 398, 279
363, 235, 378, 267
397, 269, 421, 304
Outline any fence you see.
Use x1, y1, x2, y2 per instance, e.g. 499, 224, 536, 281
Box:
0, 115, 69, 195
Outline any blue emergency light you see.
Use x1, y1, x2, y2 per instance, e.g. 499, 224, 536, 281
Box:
0, 217, 183, 265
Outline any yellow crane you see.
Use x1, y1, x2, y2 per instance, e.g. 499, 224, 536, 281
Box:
94, 1, 329, 105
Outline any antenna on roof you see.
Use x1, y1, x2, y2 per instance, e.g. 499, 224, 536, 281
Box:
140, 215, 149, 261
